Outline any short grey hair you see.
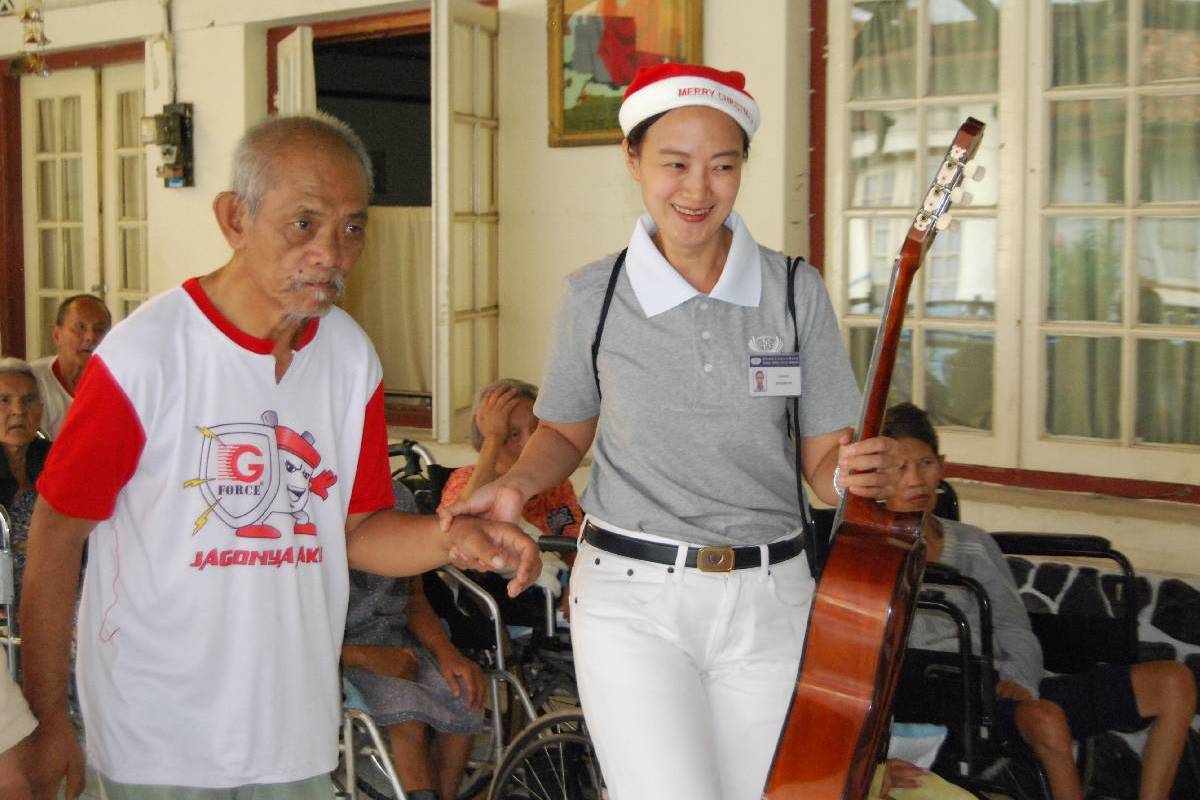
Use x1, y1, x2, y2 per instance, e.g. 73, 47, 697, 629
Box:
0, 357, 39, 400
230, 112, 374, 215
469, 378, 539, 451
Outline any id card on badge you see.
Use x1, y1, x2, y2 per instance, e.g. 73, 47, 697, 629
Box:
749, 354, 801, 396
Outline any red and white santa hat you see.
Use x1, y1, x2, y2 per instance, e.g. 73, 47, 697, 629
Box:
618, 63, 760, 140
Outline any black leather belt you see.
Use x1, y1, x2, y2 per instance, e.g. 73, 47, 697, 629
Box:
582, 521, 804, 573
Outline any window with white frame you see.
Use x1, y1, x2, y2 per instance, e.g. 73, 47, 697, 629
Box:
827, 0, 1200, 485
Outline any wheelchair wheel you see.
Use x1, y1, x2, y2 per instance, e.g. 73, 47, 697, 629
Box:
488, 727, 604, 800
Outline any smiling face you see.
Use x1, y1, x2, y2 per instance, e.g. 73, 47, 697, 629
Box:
0, 372, 43, 449
624, 106, 744, 263
886, 436, 946, 515
235, 138, 370, 321
281, 450, 314, 511
53, 298, 110, 374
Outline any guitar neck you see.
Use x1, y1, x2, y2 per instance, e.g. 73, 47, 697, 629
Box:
854, 259, 915, 443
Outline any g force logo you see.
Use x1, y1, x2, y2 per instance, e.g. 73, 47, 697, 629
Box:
183, 411, 337, 570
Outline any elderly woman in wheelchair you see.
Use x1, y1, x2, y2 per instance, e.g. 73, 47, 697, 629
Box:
342, 484, 489, 800
881, 402, 1196, 800
437, 379, 582, 628
0, 358, 51, 617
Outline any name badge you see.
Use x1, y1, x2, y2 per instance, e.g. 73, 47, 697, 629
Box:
749, 354, 801, 396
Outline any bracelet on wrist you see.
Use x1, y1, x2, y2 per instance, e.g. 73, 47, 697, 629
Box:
833, 465, 846, 499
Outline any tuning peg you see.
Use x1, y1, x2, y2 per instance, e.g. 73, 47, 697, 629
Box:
949, 186, 973, 205
962, 160, 985, 182
935, 214, 954, 232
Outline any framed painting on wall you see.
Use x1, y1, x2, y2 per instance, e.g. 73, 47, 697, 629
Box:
547, 0, 702, 147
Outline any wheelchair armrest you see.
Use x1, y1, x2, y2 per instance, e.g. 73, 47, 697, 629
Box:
991, 531, 1113, 557
538, 535, 578, 555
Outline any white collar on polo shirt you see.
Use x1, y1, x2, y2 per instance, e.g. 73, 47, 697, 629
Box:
625, 210, 762, 317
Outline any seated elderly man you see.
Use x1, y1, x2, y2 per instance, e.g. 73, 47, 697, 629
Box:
30, 294, 110, 439
19, 112, 538, 800
0, 358, 50, 611
882, 401, 1196, 800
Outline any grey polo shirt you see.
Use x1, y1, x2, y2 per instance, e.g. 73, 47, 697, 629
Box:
535, 212, 860, 546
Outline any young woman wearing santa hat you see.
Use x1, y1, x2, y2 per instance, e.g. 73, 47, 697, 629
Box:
444, 63, 898, 799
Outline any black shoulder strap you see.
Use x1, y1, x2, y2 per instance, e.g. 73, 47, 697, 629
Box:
591, 248, 628, 399
787, 256, 823, 579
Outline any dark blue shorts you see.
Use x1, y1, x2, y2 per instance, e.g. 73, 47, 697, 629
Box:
996, 663, 1149, 743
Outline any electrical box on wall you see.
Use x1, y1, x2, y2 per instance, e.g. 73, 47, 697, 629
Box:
140, 102, 194, 188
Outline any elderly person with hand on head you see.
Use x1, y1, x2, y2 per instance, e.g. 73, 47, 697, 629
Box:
442, 63, 898, 800
439, 379, 584, 625
0, 358, 50, 611
19, 113, 538, 800
29, 295, 111, 439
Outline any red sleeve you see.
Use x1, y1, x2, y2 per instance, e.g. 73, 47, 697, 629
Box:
347, 381, 395, 515
37, 356, 146, 521
436, 467, 473, 511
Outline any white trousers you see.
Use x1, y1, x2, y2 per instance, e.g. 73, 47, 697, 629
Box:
569, 536, 814, 800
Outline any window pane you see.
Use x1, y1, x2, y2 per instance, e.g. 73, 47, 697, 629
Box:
849, 325, 912, 406
1143, 0, 1200, 82
1050, 0, 1127, 87
1137, 218, 1200, 326
1140, 94, 1200, 203
1137, 339, 1200, 445
119, 154, 143, 219
847, 217, 912, 315
121, 227, 145, 292
1044, 335, 1121, 439
117, 90, 143, 149
1046, 218, 1123, 322
851, 1, 917, 100
925, 217, 996, 319
925, 330, 993, 430
36, 100, 55, 154
926, 103, 999, 206
37, 161, 57, 222
63, 227, 84, 290
452, 121, 474, 213
40, 297, 58, 355
62, 158, 83, 222
850, 108, 917, 208
1048, 99, 1126, 205
39, 229, 60, 289
475, 315, 498, 393
60, 97, 81, 153
929, 0, 1001, 95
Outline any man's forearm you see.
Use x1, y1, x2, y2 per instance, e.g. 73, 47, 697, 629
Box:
345, 511, 451, 576
19, 500, 94, 726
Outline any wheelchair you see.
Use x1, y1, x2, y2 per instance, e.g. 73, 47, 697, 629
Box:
335, 443, 581, 800
0, 504, 18, 678
894, 562, 1052, 799
486, 708, 604, 800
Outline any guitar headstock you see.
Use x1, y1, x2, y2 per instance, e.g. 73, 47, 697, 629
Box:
904, 116, 986, 260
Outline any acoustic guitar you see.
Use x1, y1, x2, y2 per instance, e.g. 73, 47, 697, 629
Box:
764, 116, 987, 800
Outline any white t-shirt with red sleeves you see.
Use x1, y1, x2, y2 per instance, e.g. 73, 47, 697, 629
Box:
37, 278, 394, 787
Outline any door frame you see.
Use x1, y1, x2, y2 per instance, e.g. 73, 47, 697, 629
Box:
0, 41, 142, 358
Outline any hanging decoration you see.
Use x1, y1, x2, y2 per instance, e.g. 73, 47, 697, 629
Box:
19, 0, 50, 77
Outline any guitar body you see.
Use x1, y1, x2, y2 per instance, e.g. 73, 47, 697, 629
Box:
765, 116, 986, 800
765, 497, 925, 798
